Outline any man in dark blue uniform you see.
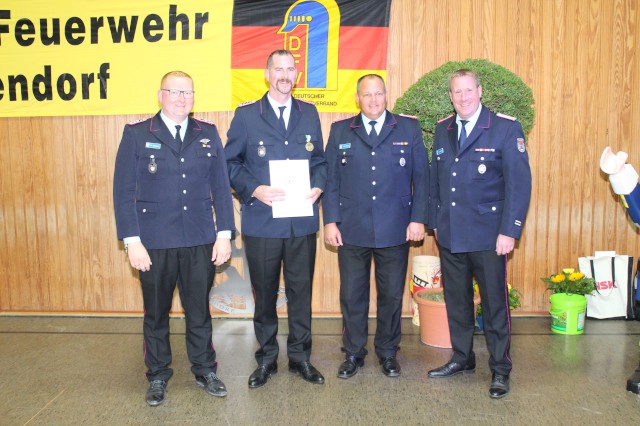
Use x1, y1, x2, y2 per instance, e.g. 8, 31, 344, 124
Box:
113, 71, 235, 406
323, 74, 428, 379
427, 69, 532, 399
224, 50, 327, 388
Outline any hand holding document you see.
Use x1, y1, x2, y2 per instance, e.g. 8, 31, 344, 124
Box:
269, 159, 313, 218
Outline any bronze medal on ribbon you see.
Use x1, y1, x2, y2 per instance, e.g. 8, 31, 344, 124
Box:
305, 142, 314, 152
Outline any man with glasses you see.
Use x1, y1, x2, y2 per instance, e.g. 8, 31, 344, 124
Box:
113, 71, 235, 406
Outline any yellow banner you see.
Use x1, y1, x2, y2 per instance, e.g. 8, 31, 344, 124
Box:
0, 1, 233, 117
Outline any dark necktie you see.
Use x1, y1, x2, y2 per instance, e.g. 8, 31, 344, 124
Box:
369, 120, 377, 140
175, 125, 183, 144
278, 106, 286, 132
458, 120, 468, 150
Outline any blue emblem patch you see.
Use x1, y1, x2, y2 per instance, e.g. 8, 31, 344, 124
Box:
436, 148, 444, 155
146, 142, 162, 150
339, 143, 351, 149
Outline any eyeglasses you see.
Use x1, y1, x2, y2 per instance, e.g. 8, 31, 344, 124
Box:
161, 89, 195, 99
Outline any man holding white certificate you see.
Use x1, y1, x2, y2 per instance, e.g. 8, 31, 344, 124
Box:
224, 50, 327, 389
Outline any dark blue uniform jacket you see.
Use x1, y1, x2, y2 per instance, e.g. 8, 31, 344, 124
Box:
428, 106, 532, 253
323, 111, 429, 248
113, 113, 235, 249
224, 93, 327, 238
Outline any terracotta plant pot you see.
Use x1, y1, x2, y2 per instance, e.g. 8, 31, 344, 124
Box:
413, 288, 480, 348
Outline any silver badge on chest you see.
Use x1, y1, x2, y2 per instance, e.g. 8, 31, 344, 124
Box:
258, 141, 266, 157
478, 164, 487, 174
148, 155, 157, 174
399, 157, 406, 167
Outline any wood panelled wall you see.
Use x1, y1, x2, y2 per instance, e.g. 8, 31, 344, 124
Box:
1, 0, 640, 315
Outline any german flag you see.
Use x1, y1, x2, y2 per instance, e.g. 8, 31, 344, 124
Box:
231, 0, 391, 112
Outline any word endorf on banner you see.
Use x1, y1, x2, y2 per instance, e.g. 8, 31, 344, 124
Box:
0, 6, 210, 46
1, 63, 110, 102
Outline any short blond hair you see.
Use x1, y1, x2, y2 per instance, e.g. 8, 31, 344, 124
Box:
448, 69, 480, 91
160, 71, 193, 88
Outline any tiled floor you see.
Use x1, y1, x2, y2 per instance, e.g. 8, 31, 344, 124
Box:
1, 316, 640, 425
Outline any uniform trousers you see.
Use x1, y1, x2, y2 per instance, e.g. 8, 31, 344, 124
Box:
139, 244, 217, 382
244, 234, 316, 365
439, 245, 512, 375
338, 242, 409, 359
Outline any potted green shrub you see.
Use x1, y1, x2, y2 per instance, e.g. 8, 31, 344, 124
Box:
541, 268, 596, 334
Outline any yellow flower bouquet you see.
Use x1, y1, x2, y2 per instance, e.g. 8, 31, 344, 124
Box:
541, 268, 596, 295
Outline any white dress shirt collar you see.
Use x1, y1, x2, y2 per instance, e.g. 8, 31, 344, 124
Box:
160, 111, 188, 140
266, 94, 293, 127
362, 110, 386, 135
456, 103, 482, 136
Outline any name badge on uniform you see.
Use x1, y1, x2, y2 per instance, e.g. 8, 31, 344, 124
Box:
339, 143, 351, 150
148, 155, 157, 174
436, 148, 444, 155
258, 141, 266, 157
145, 142, 161, 150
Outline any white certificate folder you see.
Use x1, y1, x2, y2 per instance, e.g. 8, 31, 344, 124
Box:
269, 159, 313, 218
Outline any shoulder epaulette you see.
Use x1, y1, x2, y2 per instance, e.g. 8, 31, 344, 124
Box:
496, 112, 517, 121
298, 98, 315, 105
127, 118, 146, 126
437, 114, 454, 123
237, 100, 257, 108
194, 117, 215, 126
332, 116, 352, 123
398, 113, 418, 120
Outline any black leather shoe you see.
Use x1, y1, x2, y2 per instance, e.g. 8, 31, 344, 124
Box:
145, 380, 167, 406
196, 372, 228, 397
627, 366, 640, 394
379, 356, 401, 377
248, 363, 277, 389
428, 359, 476, 378
337, 355, 365, 379
288, 361, 325, 384
489, 373, 510, 399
